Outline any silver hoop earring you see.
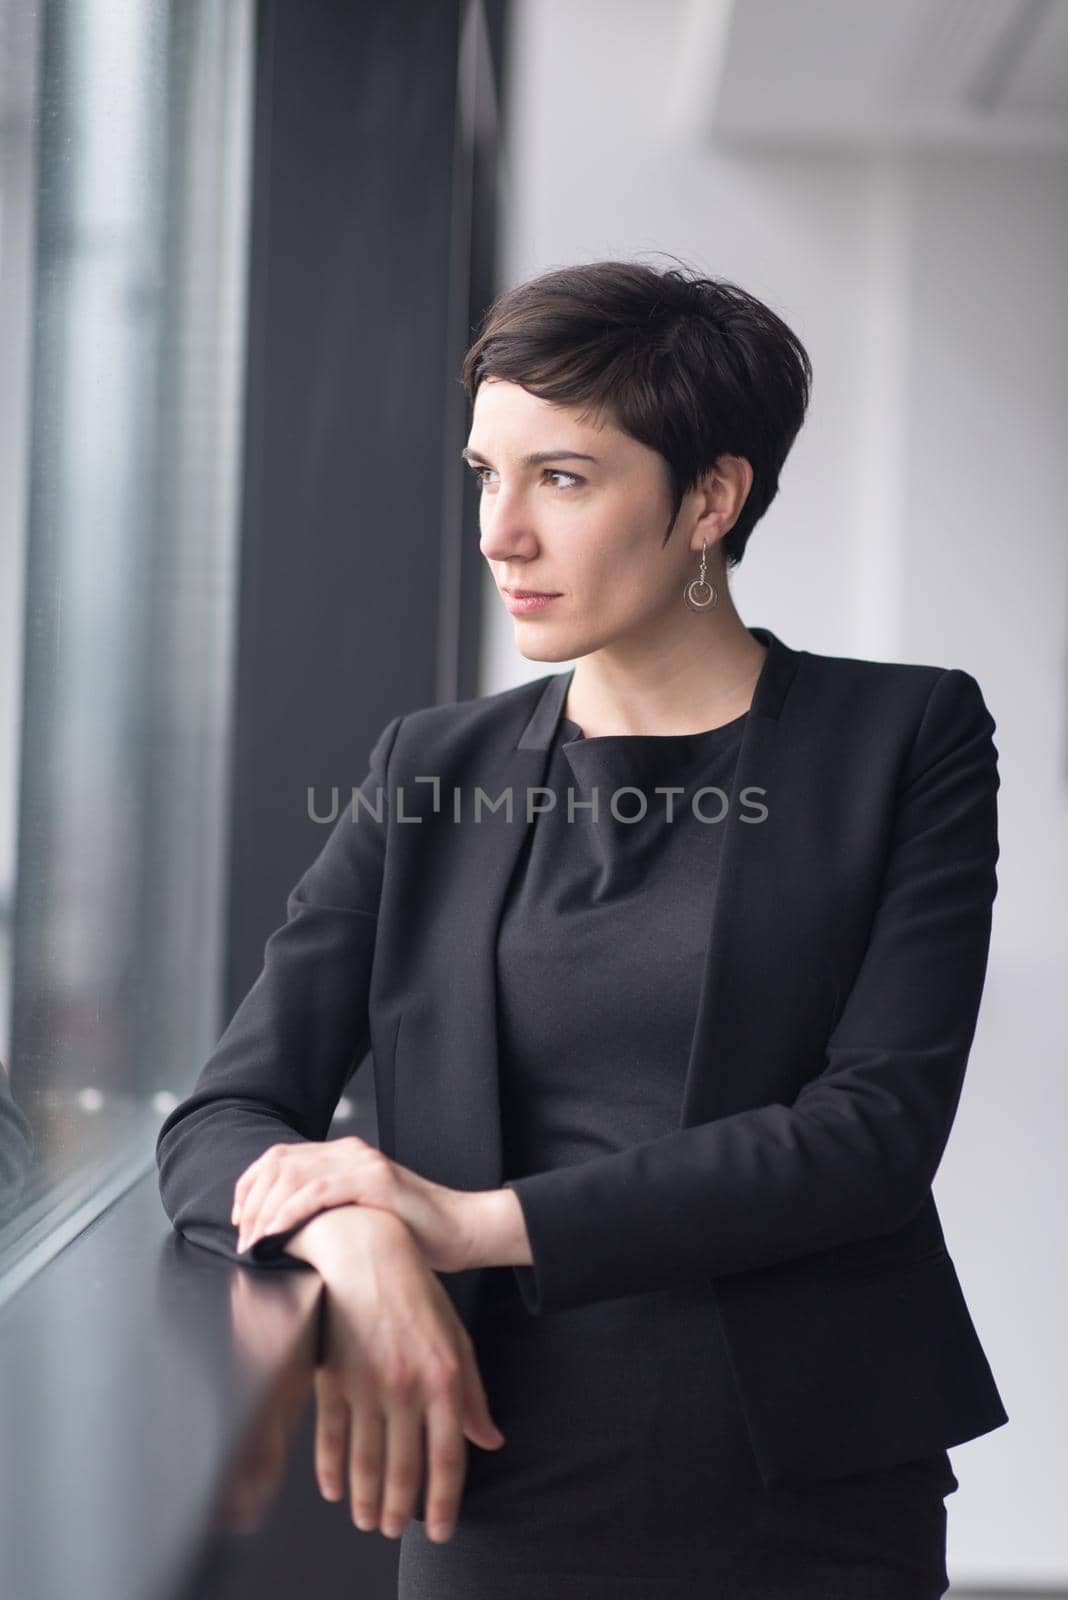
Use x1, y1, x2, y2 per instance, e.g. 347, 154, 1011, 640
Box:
683, 540, 719, 613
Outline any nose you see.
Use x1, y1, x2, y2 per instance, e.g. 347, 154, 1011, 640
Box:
477, 485, 540, 564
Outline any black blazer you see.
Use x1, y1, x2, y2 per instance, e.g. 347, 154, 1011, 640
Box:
156, 624, 1009, 1489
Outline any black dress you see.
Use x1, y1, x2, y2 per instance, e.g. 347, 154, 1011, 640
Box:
398, 691, 958, 1600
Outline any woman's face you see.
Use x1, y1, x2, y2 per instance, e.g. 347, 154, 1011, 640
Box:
466, 378, 707, 664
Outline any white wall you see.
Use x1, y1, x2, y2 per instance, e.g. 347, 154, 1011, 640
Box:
483, 0, 1068, 1586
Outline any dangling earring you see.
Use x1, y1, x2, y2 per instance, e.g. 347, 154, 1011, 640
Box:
683, 540, 719, 612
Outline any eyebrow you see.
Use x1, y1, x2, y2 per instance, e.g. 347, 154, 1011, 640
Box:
461, 447, 600, 467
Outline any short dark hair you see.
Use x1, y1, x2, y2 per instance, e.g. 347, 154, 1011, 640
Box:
461, 256, 812, 569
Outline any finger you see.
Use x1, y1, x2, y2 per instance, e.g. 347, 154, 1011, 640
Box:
313, 1379, 349, 1503
459, 1345, 506, 1452
232, 1155, 263, 1202
236, 1144, 311, 1219
237, 1172, 292, 1251
233, 1154, 283, 1229
251, 1178, 336, 1244
349, 1396, 387, 1531
379, 1395, 425, 1538
231, 1169, 258, 1224
232, 1150, 277, 1218
423, 1389, 468, 1541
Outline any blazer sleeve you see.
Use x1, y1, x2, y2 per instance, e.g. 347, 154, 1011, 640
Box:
504, 668, 999, 1315
155, 712, 404, 1269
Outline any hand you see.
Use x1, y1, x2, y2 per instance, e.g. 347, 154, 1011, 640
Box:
232, 1136, 479, 1274
308, 1207, 505, 1542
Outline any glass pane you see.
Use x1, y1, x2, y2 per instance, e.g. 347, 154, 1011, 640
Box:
0, 0, 254, 1293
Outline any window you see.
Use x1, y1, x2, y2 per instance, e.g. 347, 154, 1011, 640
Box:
0, 0, 254, 1297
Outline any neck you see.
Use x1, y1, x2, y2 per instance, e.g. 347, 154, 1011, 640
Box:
562, 613, 767, 739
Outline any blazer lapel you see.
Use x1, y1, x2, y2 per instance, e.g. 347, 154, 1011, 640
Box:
384, 673, 572, 1329
386, 671, 573, 1188
677, 626, 803, 1128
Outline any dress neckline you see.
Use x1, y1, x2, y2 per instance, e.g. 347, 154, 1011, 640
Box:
559, 708, 750, 746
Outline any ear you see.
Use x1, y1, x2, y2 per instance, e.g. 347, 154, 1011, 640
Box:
691, 455, 754, 545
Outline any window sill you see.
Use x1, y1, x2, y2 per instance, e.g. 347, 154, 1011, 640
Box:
0, 1168, 323, 1600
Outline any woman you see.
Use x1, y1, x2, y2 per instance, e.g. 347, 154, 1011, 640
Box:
157, 260, 1007, 1597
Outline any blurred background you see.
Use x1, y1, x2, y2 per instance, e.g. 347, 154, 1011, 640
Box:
0, 0, 1064, 1594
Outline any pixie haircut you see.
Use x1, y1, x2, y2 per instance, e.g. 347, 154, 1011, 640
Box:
461, 258, 812, 570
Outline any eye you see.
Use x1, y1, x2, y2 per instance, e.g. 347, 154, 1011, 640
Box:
465, 465, 583, 490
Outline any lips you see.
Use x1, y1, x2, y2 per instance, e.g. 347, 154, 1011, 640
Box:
502, 588, 561, 614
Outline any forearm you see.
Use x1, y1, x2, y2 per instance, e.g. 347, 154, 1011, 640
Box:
286, 1188, 536, 1275
274, 1188, 532, 1276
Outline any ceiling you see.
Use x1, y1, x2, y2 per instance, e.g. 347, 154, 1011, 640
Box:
674, 0, 1068, 150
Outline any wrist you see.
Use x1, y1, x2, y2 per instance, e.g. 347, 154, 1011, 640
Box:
281, 1203, 410, 1274
470, 1187, 532, 1269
